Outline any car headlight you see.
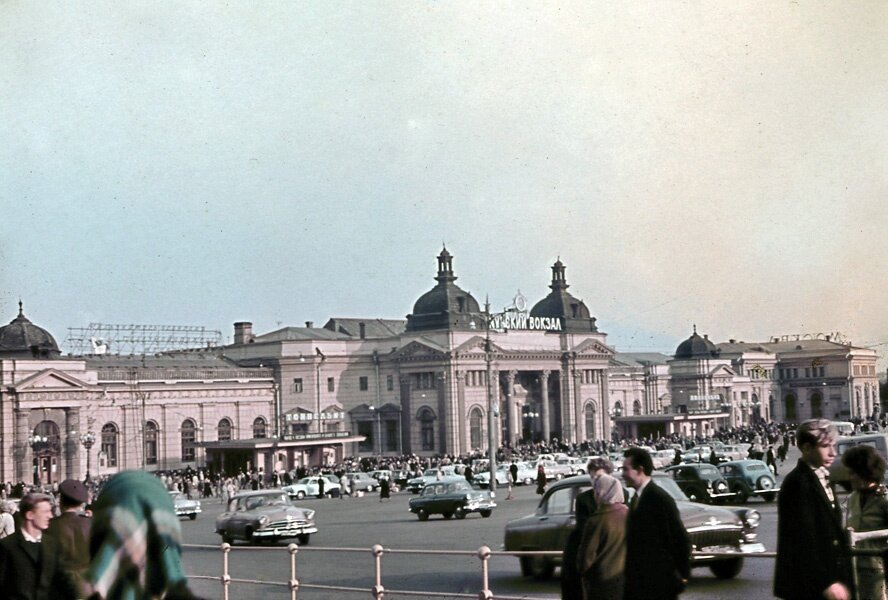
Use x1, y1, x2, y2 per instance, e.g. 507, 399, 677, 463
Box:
258, 515, 269, 527
489, 491, 496, 499
303, 509, 315, 521
744, 509, 761, 528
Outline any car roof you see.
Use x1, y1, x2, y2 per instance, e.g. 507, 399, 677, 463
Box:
232, 490, 289, 498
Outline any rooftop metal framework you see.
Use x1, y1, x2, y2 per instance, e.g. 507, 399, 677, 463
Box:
65, 323, 223, 355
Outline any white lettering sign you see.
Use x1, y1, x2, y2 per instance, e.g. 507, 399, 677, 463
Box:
489, 313, 563, 331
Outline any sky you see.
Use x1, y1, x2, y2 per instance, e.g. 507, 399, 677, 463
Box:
2, 2, 887, 368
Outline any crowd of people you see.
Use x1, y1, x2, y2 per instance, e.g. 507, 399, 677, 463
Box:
1, 417, 887, 599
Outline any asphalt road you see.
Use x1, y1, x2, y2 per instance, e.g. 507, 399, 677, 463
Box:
181, 454, 799, 600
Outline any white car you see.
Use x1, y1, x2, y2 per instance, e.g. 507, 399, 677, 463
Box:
283, 476, 341, 500
474, 465, 511, 488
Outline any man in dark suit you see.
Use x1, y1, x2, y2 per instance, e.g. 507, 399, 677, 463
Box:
774, 419, 852, 600
0, 492, 57, 600
40, 479, 93, 599
622, 447, 690, 600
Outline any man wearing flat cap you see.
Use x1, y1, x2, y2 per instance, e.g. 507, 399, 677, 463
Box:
40, 479, 93, 599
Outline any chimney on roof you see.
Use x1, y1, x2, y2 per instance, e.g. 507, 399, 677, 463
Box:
234, 322, 253, 345
359, 322, 366, 339
826, 335, 831, 342
729, 339, 736, 344
305, 321, 314, 329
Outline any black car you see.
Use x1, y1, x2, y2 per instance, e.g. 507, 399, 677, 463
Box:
664, 463, 733, 504
503, 473, 763, 580
717, 460, 779, 502
407, 476, 496, 521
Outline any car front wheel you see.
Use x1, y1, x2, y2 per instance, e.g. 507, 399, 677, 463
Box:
296, 491, 306, 500
417, 509, 429, 521
480, 509, 492, 518
454, 508, 466, 520
221, 531, 233, 545
520, 555, 554, 580
709, 557, 744, 579
189, 513, 197, 520
297, 534, 310, 545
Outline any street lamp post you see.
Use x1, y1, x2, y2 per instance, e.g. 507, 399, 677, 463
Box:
80, 431, 96, 481
368, 405, 382, 454
483, 297, 521, 494
315, 348, 326, 435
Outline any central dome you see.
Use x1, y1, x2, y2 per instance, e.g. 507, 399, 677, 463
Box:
674, 327, 719, 359
406, 248, 481, 332
0, 302, 61, 359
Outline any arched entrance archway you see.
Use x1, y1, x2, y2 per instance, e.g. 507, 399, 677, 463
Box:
784, 394, 797, 422
31, 420, 61, 486
810, 392, 823, 418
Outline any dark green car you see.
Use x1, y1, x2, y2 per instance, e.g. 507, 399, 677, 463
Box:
407, 476, 496, 521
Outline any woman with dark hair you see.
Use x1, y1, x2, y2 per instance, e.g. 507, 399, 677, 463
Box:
843, 444, 888, 600
535, 463, 547, 496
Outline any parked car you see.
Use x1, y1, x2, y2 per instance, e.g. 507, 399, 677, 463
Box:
536, 459, 573, 481
215, 490, 317, 545
282, 476, 341, 500
346, 472, 379, 493
681, 446, 714, 463
664, 464, 733, 504
407, 467, 457, 494
473, 465, 511, 488
408, 476, 496, 520
829, 433, 888, 490
169, 491, 201, 520
651, 449, 679, 470
503, 473, 763, 580
715, 444, 752, 463
718, 460, 779, 502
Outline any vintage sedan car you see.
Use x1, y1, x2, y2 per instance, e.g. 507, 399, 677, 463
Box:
169, 491, 201, 520
504, 473, 763, 580
536, 459, 573, 481
407, 466, 457, 493
343, 472, 378, 494
664, 463, 733, 504
282, 476, 341, 500
717, 460, 779, 502
215, 490, 317, 545
473, 465, 511, 488
408, 476, 496, 520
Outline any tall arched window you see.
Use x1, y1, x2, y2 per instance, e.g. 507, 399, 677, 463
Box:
218, 418, 233, 441
418, 408, 435, 451
181, 419, 196, 462
145, 421, 158, 465
101, 423, 119, 467
632, 400, 642, 416
469, 407, 483, 449
584, 404, 596, 440
253, 417, 267, 439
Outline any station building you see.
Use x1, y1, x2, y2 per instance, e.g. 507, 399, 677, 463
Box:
0, 249, 880, 481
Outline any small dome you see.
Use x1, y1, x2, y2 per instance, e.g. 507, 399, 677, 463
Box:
0, 302, 61, 359
406, 248, 481, 332
529, 260, 598, 332
674, 327, 719, 359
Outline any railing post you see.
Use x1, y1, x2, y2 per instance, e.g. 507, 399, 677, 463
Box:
477, 545, 493, 600
288, 543, 300, 600
221, 543, 231, 600
371, 544, 385, 599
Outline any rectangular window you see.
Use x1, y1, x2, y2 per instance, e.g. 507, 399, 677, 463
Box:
386, 375, 394, 391
359, 376, 369, 391
327, 377, 335, 392
793, 368, 798, 379
385, 420, 398, 452
779, 369, 785, 379
293, 378, 304, 393
805, 368, 810, 378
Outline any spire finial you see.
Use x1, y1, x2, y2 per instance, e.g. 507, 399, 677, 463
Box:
18, 299, 23, 317
693, 323, 697, 335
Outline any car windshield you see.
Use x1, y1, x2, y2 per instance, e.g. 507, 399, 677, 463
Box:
696, 465, 720, 477
244, 494, 289, 510
746, 463, 768, 472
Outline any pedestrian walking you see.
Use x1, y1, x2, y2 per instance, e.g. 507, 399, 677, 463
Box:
535, 463, 547, 496
774, 419, 852, 600
379, 477, 391, 502
577, 474, 627, 600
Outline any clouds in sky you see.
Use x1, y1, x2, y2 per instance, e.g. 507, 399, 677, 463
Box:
2, 2, 886, 363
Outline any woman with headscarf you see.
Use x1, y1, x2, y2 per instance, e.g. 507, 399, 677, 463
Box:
87, 471, 204, 600
561, 458, 612, 600
576, 473, 628, 600
843, 445, 888, 600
